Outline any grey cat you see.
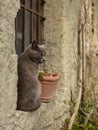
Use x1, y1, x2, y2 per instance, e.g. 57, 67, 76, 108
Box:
17, 40, 46, 112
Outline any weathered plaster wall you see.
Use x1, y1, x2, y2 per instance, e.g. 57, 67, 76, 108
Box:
44, 0, 81, 100
92, 0, 98, 46
92, 0, 98, 94
0, 0, 19, 125
89, 0, 98, 94
0, 0, 81, 130
95, 0, 98, 44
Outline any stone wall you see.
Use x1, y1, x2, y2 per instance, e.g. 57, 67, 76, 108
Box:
88, 0, 98, 94
92, 0, 98, 46
0, 0, 20, 124
44, 0, 81, 99
0, 0, 81, 130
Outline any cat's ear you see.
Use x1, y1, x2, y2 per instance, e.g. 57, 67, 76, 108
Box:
31, 40, 38, 50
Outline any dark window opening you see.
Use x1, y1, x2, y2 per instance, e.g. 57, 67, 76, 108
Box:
15, 0, 45, 56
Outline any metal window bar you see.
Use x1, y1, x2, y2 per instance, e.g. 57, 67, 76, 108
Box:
36, 0, 40, 43
21, 0, 45, 46
15, 0, 45, 55
30, 0, 33, 43
22, 0, 26, 52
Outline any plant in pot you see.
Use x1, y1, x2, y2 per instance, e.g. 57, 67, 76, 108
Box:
38, 70, 60, 103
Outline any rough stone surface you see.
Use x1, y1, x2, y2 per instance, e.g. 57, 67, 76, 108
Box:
44, 0, 81, 100
0, 0, 93, 130
87, 0, 98, 95
0, 0, 19, 124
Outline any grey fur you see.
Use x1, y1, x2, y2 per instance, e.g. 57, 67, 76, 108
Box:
17, 41, 46, 112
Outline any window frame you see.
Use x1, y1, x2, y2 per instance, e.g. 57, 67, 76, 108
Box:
15, 0, 45, 55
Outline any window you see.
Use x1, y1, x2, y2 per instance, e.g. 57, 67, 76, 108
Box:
15, 0, 45, 56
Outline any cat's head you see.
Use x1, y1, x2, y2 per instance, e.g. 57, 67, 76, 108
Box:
25, 40, 46, 64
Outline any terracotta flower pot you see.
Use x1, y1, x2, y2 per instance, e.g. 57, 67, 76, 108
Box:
39, 72, 60, 103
